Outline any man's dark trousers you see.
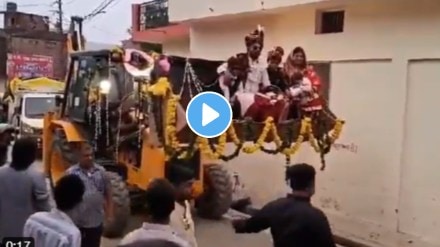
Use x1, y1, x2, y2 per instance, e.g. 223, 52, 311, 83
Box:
80, 225, 103, 247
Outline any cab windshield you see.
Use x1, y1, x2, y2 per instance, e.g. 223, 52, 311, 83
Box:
24, 97, 56, 118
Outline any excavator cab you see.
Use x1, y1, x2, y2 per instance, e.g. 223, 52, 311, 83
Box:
63, 51, 122, 121
54, 48, 142, 162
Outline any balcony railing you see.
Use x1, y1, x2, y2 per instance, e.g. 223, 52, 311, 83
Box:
139, 0, 170, 30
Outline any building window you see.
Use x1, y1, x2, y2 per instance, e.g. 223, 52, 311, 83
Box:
139, 0, 169, 30
316, 10, 345, 34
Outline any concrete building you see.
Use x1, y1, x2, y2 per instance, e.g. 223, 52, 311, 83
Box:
0, 2, 66, 89
131, 0, 440, 246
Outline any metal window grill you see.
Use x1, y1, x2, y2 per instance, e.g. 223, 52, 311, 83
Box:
321, 10, 344, 33
139, 0, 169, 30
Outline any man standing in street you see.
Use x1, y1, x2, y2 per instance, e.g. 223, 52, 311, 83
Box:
231, 163, 336, 247
168, 165, 198, 247
0, 137, 50, 240
66, 144, 114, 247
24, 174, 86, 247
119, 178, 190, 247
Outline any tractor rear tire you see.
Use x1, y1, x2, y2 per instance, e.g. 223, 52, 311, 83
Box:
103, 171, 131, 238
196, 164, 233, 219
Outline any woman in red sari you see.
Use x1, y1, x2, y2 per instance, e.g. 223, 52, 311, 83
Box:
284, 47, 323, 113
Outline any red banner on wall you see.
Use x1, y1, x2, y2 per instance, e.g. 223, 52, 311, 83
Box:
7, 54, 54, 80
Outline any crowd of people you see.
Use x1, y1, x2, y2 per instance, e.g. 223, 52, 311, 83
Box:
0, 137, 336, 247
0, 138, 198, 247
217, 25, 324, 123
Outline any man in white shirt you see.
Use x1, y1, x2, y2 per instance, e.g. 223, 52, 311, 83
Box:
170, 180, 197, 247
23, 174, 85, 247
218, 25, 271, 102
241, 25, 271, 94
165, 163, 198, 247
120, 179, 190, 247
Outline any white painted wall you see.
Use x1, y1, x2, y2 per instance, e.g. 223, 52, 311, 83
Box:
189, 15, 278, 60
188, 0, 440, 60
176, 0, 440, 246
168, 0, 330, 22
399, 61, 440, 245
162, 37, 190, 57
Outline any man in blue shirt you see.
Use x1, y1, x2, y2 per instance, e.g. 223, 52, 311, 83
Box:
66, 144, 114, 247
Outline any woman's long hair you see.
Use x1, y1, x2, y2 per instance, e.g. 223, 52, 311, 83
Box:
283, 46, 308, 83
289, 47, 307, 69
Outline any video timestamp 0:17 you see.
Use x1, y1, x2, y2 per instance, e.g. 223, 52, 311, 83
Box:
1, 237, 34, 247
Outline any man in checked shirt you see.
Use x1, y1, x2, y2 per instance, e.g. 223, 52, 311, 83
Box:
66, 144, 115, 247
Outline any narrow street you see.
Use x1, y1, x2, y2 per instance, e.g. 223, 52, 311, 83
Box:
101, 214, 273, 247
31, 160, 348, 247
31, 161, 273, 247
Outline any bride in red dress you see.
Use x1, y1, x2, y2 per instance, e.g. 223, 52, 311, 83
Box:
283, 47, 323, 114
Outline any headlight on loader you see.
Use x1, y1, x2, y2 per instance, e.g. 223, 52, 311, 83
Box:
99, 80, 111, 94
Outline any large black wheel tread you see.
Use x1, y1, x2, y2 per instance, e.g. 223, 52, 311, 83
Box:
103, 171, 131, 238
197, 164, 233, 219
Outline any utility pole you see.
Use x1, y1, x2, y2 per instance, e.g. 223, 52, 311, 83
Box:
54, 0, 63, 33
52, 0, 65, 79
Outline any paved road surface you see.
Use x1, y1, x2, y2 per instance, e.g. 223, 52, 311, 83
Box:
30, 161, 273, 247
101, 213, 273, 247
31, 154, 343, 247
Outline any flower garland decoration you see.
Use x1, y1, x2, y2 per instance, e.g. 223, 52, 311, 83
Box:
161, 89, 344, 163
164, 95, 180, 151
242, 117, 306, 156
110, 47, 124, 62
242, 117, 275, 154
281, 117, 310, 157
94, 89, 102, 150
105, 95, 110, 146
203, 124, 243, 161
309, 119, 344, 152
204, 125, 243, 161
227, 124, 241, 146
308, 118, 344, 170
148, 77, 172, 96
197, 132, 227, 160
259, 120, 285, 154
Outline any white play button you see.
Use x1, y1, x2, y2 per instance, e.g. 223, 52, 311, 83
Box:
202, 103, 220, 127
186, 92, 232, 138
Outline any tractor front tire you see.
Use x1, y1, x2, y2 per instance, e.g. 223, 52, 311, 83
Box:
197, 164, 233, 219
103, 171, 131, 238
